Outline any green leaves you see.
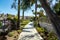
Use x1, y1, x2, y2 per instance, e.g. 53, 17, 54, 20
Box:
37, 4, 41, 8
20, 0, 31, 11
11, 0, 17, 9
53, 1, 60, 15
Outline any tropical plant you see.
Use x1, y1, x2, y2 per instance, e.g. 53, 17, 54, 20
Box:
20, 0, 31, 20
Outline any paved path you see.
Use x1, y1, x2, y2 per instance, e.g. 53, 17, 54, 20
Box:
18, 22, 43, 40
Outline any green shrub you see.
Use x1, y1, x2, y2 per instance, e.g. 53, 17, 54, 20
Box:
17, 30, 21, 34
8, 32, 14, 37
21, 20, 30, 27
0, 22, 2, 28
47, 32, 58, 40
36, 27, 58, 40
36, 27, 45, 33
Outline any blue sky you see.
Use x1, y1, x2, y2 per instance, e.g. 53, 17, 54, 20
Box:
0, 0, 35, 16
0, 0, 56, 16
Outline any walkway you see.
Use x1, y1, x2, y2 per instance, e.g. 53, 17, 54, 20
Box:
18, 22, 43, 40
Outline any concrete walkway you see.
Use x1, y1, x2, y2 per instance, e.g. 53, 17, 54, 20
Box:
18, 22, 43, 40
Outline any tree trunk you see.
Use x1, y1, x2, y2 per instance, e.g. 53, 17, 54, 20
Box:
17, 0, 20, 29
22, 9, 24, 20
35, 0, 37, 27
39, 0, 60, 39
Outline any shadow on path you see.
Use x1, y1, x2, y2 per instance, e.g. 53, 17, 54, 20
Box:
19, 33, 40, 40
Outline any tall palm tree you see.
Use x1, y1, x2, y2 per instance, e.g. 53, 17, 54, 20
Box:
35, 0, 37, 27
22, 7, 24, 20
21, 0, 31, 20
21, 1, 25, 20
11, 0, 20, 29
39, 0, 60, 39
22, 0, 40, 27
17, 0, 20, 29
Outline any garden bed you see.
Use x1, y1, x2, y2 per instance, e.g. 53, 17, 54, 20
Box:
6, 30, 22, 40
36, 27, 58, 40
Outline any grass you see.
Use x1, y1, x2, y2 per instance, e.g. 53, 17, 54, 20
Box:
36, 27, 45, 33
8, 32, 14, 37
8, 30, 22, 37
17, 30, 22, 34
36, 27, 58, 40
21, 20, 30, 28
6, 30, 22, 40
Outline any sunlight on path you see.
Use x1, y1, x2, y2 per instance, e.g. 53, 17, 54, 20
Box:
18, 22, 43, 40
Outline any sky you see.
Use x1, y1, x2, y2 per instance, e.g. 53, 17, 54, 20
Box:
0, 0, 56, 16
0, 0, 35, 16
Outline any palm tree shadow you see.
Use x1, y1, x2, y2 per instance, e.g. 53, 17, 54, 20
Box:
22, 30, 31, 32
19, 33, 41, 40
23, 27, 34, 29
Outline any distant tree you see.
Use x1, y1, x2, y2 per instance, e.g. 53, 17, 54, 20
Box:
21, 0, 31, 20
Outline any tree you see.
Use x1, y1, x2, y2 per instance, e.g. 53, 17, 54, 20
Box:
35, 0, 38, 27
21, 0, 31, 20
12, 0, 20, 29
39, 0, 60, 39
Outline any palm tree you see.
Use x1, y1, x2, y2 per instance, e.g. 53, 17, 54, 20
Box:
35, 0, 37, 27
21, 0, 31, 20
17, 0, 20, 29
11, 0, 20, 29
22, 0, 41, 27
21, 1, 25, 20
39, 0, 60, 39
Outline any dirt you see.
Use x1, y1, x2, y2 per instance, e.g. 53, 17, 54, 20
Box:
6, 30, 20, 40
0, 30, 20, 40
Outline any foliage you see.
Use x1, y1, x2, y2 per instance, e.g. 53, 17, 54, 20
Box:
53, 1, 60, 15
36, 27, 45, 33
0, 22, 2, 28
47, 32, 58, 40
7, 16, 18, 29
17, 30, 22, 34
8, 32, 14, 37
36, 27, 58, 40
21, 20, 30, 27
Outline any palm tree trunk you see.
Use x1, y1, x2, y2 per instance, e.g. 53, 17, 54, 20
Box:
35, 0, 37, 27
22, 9, 24, 20
17, 0, 20, 29
39, 0, 60, 39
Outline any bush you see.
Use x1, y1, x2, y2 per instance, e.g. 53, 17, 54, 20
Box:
21, 20, 30, 27
0, 22, 2, 28
47, 32, 58, 40
36, 27, 45, 33
8, 32, 14, 37
36, 27, 58, 40
17, 30, 21, 34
